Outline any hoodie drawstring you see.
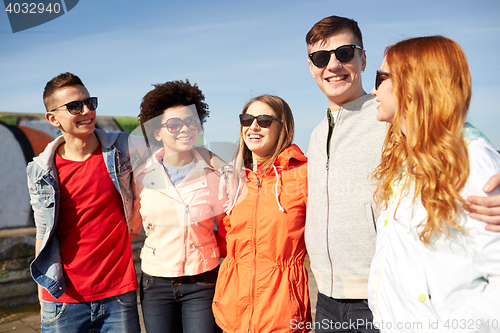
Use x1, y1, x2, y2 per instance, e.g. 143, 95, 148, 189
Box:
226, 178, 242, 214
228, 166, 285, 214
273, 165, 285, 213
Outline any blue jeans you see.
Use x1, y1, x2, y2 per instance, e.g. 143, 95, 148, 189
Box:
41, 290, 140, 333
314, 293, 379, 333
140, 267, 222, 333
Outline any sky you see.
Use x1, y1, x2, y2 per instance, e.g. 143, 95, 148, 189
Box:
1, 0, 499, 154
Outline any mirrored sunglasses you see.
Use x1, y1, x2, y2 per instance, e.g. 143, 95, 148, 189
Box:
50, 97, 98, 115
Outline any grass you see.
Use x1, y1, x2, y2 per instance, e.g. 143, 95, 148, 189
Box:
114, 117, 141, 134
0, 116, 18, 126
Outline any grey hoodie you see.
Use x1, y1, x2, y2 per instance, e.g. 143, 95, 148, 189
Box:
305, 94, 387, 299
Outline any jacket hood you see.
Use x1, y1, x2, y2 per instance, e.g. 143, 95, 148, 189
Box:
274, 144, 307, 170
230, 144, 306, 214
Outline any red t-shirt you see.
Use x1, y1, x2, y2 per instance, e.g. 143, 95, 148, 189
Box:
42, 144, 138, 302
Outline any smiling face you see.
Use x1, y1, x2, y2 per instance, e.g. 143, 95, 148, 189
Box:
308, 28, 366, 110
45, 85, 96, 139
242, 101, 280, 164
154, 105, 199, 158
371, 57, 398, 125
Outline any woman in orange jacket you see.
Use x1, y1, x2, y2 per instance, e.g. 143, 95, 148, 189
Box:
212, 95, 311, 332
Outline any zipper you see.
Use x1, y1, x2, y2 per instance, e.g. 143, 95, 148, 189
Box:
182, 203, 189, 276
190, 241, 213, 252
326, 107, 341, 295
374, 184, 398, 323
248, 172, 261, 333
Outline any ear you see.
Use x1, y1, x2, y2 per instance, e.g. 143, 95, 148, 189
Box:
308, 58, 316, 77
45, 112, 61, 128
361, 50, 367, 72
153, 128, 161, 142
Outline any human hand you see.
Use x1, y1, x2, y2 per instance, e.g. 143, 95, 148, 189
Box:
222, 199, 232, 213
218, 165, 238, 212
38, 287, 43, 323
467, 172, 500, 231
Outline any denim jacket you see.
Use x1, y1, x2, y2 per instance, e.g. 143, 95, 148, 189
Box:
27, 129, 135, 299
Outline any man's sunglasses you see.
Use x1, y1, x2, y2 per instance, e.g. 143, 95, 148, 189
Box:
375, 71, 390, 90
50, 97, 98, 115
308, 45, 363, 68
161, 116, 201, 133
239, 114, 280, 128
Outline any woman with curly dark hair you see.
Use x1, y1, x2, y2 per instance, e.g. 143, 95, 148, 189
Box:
130, 79, 225, 333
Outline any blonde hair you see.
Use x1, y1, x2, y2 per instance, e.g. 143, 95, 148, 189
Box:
234, 95, 294, 175
372, 36, 471, 244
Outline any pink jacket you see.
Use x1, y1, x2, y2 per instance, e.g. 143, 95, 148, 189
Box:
131, 148, 226, 277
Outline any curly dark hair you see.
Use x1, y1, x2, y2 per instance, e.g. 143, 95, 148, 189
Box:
138, 79, 209, 127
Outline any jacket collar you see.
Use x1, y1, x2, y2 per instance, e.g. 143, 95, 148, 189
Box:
247, 144, 306, 178
33, 135, 65, 172
135, 148, 213, 202
341, 93, 375, 112
33, 128, 118, 172
136, 147, 212, 176
238, 144, 306, 214
95, 128, 120, 149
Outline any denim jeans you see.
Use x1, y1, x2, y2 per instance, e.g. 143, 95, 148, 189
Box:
314, 293, 379, 333
140, 267, 222, 333
41, 290, 140, 333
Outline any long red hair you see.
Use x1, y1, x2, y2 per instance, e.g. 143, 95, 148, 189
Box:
372, 36, 471, 244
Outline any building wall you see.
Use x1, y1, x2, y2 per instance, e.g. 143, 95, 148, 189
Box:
0, 228, 144, 307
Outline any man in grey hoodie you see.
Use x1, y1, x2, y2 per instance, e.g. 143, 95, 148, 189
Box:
304, 16, 500, 333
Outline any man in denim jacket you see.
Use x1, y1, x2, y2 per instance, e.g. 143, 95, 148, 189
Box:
27, 72, 141, 333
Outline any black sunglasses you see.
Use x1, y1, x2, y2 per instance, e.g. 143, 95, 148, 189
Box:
375, 71, 390, 90
308, 45, 363, 68
50, 97, 98, 115
161, 116, 200, 133
239, 114, 280, 128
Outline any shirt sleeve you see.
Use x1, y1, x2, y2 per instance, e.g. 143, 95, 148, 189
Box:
455, 139, 500, 328
129, 174, 144, 240
26, 163, 47, 240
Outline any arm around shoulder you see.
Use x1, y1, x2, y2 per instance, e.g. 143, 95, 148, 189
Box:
26, 162, 48, 239
466, 143, 500, 229
129, 176, 144, 240
458, 144, 500, 325
193, 146, 227, 169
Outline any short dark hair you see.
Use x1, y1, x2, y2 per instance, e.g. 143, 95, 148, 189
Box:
139, 79, 209, 127
43, 72, 85, 111
306, 16, 363, 49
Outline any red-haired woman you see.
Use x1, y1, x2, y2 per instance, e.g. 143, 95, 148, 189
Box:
369, 36, 500, 331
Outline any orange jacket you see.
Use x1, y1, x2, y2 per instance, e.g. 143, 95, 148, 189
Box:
213, 144, 311, 333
